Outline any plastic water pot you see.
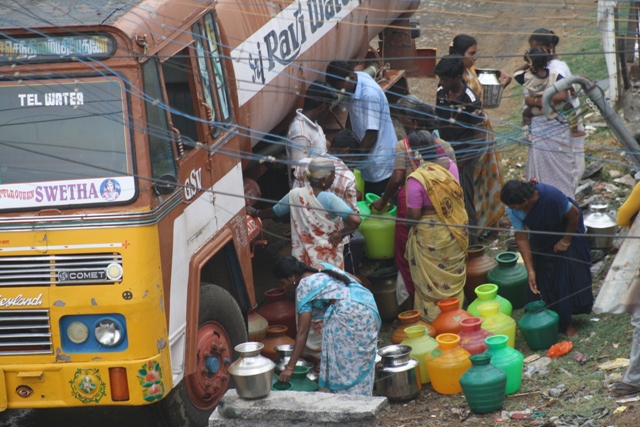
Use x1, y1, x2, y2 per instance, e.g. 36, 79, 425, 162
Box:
484, 335, 524, 395
425, 334, 471, 395
460, 353, 507, 413
431, 298, 472, 335
391, 310, 436, 344
518, 301, 559, 350
354, 169, 365, 197
487, 252, 528, 310
466, 284, 513, 317
364, 193, 398, 217
477, 302, 516, 348
458, 317, 492, 355
400, 325, 438, 384
359, 211, 395, 259
464, 246, 497, 303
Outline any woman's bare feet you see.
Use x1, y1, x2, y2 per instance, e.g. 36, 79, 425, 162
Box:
566, 323, 578, 337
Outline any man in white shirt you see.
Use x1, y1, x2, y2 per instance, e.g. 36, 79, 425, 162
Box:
325, 61, 397, 196
286, 80, 337, 187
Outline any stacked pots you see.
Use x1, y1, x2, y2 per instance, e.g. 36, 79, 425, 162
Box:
261, 325, 295, 361
257, 287, 297, 339
464, 245, 497, 303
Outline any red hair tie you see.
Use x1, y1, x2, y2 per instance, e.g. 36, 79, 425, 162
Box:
529, 177, 539, 184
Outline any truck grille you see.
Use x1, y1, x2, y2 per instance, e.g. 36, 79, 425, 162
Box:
0, 309, 52, 355
0, 253, 123, 286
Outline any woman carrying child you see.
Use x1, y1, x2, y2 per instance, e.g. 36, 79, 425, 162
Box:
518, 29, 586, 198
515, 47, 571, 133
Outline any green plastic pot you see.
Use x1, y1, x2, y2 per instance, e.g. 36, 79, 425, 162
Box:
467, 284, 513, 317
289, 366, 318, 392
484, 335, 523, 395
460, 353, 507, 413
487, 252, 528, 310
518, 301, 559, 350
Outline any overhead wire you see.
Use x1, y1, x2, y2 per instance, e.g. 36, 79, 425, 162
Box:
0, 0, 636, 211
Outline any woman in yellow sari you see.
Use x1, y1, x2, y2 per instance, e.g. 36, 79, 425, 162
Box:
449, 34, 511, 236
405, 131, 469, 322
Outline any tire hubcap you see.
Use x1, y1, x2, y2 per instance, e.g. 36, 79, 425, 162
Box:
185, 321, 232, 410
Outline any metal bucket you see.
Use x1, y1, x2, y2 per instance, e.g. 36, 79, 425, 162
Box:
476, 68, 503, 109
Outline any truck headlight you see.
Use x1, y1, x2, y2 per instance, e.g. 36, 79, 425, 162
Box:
67, 321, 89, 344
94, 319, 123, 347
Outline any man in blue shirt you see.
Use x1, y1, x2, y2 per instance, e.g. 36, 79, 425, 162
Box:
326, 61, 397, 196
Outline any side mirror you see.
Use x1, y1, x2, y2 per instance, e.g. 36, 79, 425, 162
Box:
154, 174, 178, 195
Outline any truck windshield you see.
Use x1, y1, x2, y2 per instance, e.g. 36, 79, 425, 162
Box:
0, 76, 135, 210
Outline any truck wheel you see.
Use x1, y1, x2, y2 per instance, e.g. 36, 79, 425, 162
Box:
151, 284, 247, 427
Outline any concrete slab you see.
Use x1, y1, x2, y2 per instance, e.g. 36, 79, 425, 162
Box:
209, 390, 388, 427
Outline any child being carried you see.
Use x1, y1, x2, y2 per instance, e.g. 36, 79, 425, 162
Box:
514, 47, 583, 138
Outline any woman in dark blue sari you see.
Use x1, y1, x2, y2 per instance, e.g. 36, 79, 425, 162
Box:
500, 180, 593, 336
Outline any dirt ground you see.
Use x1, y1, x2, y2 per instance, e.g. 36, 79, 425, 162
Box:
250, 0, 639, 425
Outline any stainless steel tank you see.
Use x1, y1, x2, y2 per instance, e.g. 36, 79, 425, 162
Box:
584, 203, 618, 249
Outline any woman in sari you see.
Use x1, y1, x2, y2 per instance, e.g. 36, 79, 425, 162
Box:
248, 157, 361, 268
520, 29, 586, 198
372, 98, 456, 307
274, 256, 380, 395
500, 180, 593, 336
405, 131, 469, 322
449, 34, 510, 236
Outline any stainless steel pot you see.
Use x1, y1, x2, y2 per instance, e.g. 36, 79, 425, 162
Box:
584, 203, 618, 249
374, 344, 420, 401
476, 68, 503, 109
273, 344, 315, 373
229, 342, 275, 399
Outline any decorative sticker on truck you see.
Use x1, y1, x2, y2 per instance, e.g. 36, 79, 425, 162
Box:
0, 176, 135, 209
230, 0, 362, 107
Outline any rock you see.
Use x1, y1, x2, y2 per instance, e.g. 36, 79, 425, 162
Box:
574, 183, 593, 199
210, 390, 389, 427
608, 170, 622, 178
602, 183, 619, 193
614, 174, 636, 187
613, 228, 628, 250
591, 261, 606, 278
635, 171, 640, 183
581, 161, 603, 180
548, 384, 568, 398
590, 249, 606, 264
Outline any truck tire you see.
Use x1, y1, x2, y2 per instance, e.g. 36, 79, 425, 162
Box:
151, 284, 247, 427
